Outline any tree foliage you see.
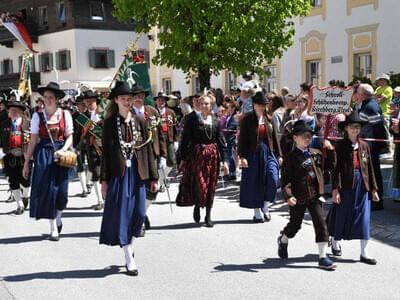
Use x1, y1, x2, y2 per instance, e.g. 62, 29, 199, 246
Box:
112, 0, 312, 89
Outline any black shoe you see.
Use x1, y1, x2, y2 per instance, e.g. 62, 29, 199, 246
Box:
253, 216, 264, 223
277, 235, 288, 259
57, 223, 63, 234
360, 255, 377, 265
93, 202, 104, 211
80, 191, 88, 198
125, 265, 138, 276
86, 185, 92, 194
6, 195, 14, 203
222, 175, 230, 181
144, 215, 150, 230
331, 243, 342, 256
158, 185, 166, 193
204, 216, 214, 227
15, 207, 24, 215
49, 234, 60, 242
229, 175, 237, 181
22, 197, 29, 209
263, 212, 271, 222
193, 206, 200, 223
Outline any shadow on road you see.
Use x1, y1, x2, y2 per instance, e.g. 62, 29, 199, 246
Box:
2, 265, 122, 281
0, 232, 99, 244
151, 219, 263, 231
212, 254, 358, 273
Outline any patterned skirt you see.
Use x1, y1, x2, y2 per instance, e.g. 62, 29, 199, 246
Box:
176, 143, 219, 208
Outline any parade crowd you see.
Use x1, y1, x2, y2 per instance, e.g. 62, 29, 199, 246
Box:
1, 71, 399, 275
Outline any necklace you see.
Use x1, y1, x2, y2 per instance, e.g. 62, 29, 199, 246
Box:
117, 115, 138, 167
203, 118, 213, 140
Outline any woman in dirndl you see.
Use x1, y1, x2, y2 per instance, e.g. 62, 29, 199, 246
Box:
100, 81, 158, 276
22, 82, 74, 241
327, 111, 380, 265
176, 93, 227, 227
238, 91, 282, 223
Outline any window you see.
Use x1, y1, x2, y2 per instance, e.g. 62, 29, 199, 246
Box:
225, 71, 236, 93
1, 59, 13, 75
264, 65, 277, 92
18, 55, 35, 72
89, 49, 115, 68
162, 78, 171, 95
56, 50, 71, 70
354, 53, 372, 78
306, 60, 321, 86
90, 1, 105, 21
38, 6, 48, 28
39, 53, 53, 72
19, 8, 27, 23
311, 0, 322, 8
56, 1, 66, 24
192, 75, 201, 95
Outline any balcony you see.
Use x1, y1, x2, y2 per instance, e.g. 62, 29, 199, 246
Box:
0, 72, 41, 92
0, 23, 38, 48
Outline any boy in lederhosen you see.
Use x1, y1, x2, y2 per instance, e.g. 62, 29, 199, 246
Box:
0, 100, 31, 214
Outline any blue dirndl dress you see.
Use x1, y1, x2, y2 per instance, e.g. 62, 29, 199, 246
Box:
100, 158, 146, 246
240, 138, 279, 208
30, 139, 70, 219
327, 168, 371, 240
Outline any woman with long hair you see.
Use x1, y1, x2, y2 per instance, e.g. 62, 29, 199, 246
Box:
99, 81, 158, 276
176, 94, 227, 227
23, 82, 73, 241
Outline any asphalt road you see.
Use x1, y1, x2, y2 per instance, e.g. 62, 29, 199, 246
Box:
0, 168, 400, 300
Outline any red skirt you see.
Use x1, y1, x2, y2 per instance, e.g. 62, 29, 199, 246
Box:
176, 143, 219, 208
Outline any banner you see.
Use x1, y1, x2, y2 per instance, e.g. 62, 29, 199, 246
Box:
309, 86, 353, 116
18, 54, 32, 99
1, 22, 38, 53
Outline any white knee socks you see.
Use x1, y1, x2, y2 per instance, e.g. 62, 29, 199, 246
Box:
78, 172, 88, 193
87, 171, 93, 184
49, 219, 58, 236
12, 189, 23, 209
92, 181, 103, 204
262, 201, 269, 214
56, 210, 63, 227
145, 199, 152, 212
332, 239, 340, 250
123, 244, 137, 271
21, 186, 30, 198
361, 239, 369, 257
281, 234, 289, 244
317, 242, 328, 258
254, 208, 262, 219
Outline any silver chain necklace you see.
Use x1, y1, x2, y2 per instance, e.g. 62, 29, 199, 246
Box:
117, 115, 138, 167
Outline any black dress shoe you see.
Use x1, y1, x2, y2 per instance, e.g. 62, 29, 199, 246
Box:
93, 203, 104, 210
57, 223, 63, 234
80, 192, 88, 198
140, 225, 146, 237
87, 185, 92, 194
263, 212, 271, 222
193, 206, 200, 223
253, 216, 264, 223
204, 216, 214, 227
331, 244, 342, 256
15, 207, 24, 215
49, 234, 60, 242
144, 215, 150, 230
125, 265, 138, 276
22, 197, 29, 209
360, 255, 377, 265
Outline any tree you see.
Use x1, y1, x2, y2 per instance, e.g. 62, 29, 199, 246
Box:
112, 0, 312, 90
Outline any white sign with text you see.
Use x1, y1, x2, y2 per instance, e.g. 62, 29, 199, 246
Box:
309, 87, 353, 116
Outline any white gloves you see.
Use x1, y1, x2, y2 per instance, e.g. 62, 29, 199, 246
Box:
158, 157, 167, 170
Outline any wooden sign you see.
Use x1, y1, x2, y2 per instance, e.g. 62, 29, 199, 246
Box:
309, 86, 353, 116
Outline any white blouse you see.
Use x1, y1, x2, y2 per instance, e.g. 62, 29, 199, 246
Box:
30, 108, 74, 137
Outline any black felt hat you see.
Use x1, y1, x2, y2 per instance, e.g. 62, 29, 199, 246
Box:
6, 101, 26, 111
38, 82, 65, 99
338, 111, 367, 131
292, 120, 314, 136
251, 91, 267, 105
108, 81, 135, 99
154, 92, 169, 101
131, 84, 150, 96
81, 90, 99, 100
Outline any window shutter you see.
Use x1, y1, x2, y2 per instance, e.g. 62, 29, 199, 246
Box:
107, 49, 115, 68
145, 50, 150, 68
18, 56, 22, 71
39, 54, 43, 72
0, 61, 3, 75
55, 52, 60, 70
89, 49, 96, 67
49, 53, 53, 70
10, 59, 13, 74
66, 50, 71, 69
31, 55, 36, 72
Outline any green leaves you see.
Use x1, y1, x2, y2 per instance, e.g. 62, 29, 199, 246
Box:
112, 0, 312, 89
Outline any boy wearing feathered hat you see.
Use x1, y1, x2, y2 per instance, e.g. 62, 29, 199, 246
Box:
277, 120, 336, 270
